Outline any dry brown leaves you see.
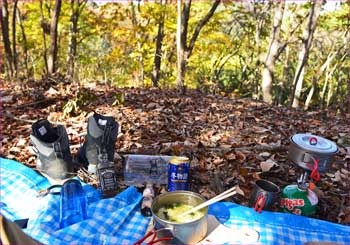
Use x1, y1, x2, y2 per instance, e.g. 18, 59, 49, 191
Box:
1, 80, 349, 225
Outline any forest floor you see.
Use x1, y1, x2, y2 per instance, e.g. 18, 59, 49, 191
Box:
1, 77, 350, 225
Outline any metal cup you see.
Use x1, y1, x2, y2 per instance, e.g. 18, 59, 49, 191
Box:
249, 179, 280, 213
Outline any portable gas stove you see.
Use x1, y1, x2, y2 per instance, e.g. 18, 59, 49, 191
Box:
280, 134, 338, 216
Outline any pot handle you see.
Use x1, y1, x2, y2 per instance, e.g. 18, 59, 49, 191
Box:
309, 137, 318, 145
310, 158, 320, 182
254, 194, 265, 213
133, 227, 173, 245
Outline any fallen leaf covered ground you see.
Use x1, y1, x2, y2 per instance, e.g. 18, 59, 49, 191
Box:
1, 79, 349, 225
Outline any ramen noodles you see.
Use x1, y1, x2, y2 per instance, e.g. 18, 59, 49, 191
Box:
156, 203, 206, 223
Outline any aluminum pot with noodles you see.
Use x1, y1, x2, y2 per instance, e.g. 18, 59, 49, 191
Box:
151, 191, 208, 244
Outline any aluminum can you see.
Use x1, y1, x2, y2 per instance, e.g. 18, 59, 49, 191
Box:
167, 156, 190, 191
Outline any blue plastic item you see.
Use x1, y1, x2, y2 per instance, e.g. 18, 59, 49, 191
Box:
1, 158, 349, 245
59, 179, 88, 228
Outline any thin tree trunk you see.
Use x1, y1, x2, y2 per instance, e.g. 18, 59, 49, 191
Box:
16, 6, 29, 78
347, 69, 350, 113
67, 0, 78, 79
47, 0, 62, 75
304, 51, 336, 110
39, 0, 48, 73
261, 0, 285, 104
67, 0, 86, 80
151, 0, 165, 87
186, 0, 220, 58
30, 50, 37, 80
253, 2, 260, 99
278, 45, 289, 105
252, 1, 271, 99
325, 63, 339, 108
304, 77, 316, 110
326, 52, 349, 108
176, 0, 187, 89
176, 0, 220, 89
131, 1, 145, 86
212, 53, 236, 84
321, 52, 346, 109
12, 0, 18, 77
320, 60, 330, 109
290, 0, 322, 108
137, 41, 144, 86
1, 0, 13, 78
332, 75, 340, 111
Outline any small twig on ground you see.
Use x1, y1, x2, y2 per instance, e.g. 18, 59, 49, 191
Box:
5, 97, 58, 110
208, 144, 288, 153
3, 112, 36, 123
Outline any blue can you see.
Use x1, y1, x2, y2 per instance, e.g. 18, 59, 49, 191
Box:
168, 156, 190, 192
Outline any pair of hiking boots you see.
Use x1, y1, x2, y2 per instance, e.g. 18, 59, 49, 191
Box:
30, 113, 119, 184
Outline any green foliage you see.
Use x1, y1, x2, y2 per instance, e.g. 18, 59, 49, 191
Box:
3, 1, 349, 111
63, 89, 97, 116
112, 92, 125, 106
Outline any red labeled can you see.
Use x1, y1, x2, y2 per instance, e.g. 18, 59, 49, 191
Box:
167, 156, 190, 192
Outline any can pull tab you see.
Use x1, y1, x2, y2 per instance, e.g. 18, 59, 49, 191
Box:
309, 137, 318, 146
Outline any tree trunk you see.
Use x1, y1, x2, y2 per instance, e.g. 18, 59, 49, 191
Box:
67, 0, 86, 80
176, 0, 188, 89
278, 45, 289, 105
252, 1, 271, 99
151, 0, 165, 87
176, 0, 220, 89
12, 0, 18, 77
320, 63, 329, 109
16, 6, 29, 78
47, 0, 62, 75
261, 0, 285, 104
331, 74, 340, 111
39, 0, 48, 73
290, 0, 322, 108
1, 0, 13, 78
304, 51, 336, 110
30, 51, 37, 80
131, 1, 145, 86
347, 69, 350, 113
304, 77, 317, 110
67, 0, 78, 79
325, 63, 338, 108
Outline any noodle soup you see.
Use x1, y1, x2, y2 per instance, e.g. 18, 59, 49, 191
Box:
151, 191, 208, 244
156, 203, 206, 223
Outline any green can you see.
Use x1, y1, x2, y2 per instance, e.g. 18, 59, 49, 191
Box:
279, 184, 318, 216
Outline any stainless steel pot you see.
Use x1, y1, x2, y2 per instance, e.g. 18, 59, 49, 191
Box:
151, 191, 208, 244
289, 134, 338, 173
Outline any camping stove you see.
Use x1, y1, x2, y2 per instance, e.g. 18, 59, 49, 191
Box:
280, 134, 338, 216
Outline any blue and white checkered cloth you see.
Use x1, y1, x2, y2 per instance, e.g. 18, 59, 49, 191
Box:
1, 157, 349, 244
209, 202, 350, 244
0, 158, 150, 244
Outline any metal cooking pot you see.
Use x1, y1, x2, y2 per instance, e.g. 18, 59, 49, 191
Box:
151, 191, 208, 244
289, 134, 338, 173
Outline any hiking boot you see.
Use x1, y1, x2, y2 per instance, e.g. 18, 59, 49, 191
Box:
30, 119, 74, 184
77, 113, 118, 173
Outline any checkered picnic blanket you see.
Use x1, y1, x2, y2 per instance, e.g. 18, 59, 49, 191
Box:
0, 158, 150, 244
209, 202, 350, 244
1, 157, 349, 244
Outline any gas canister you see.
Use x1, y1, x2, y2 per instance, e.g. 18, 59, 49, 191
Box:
279, 184, 318, 216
